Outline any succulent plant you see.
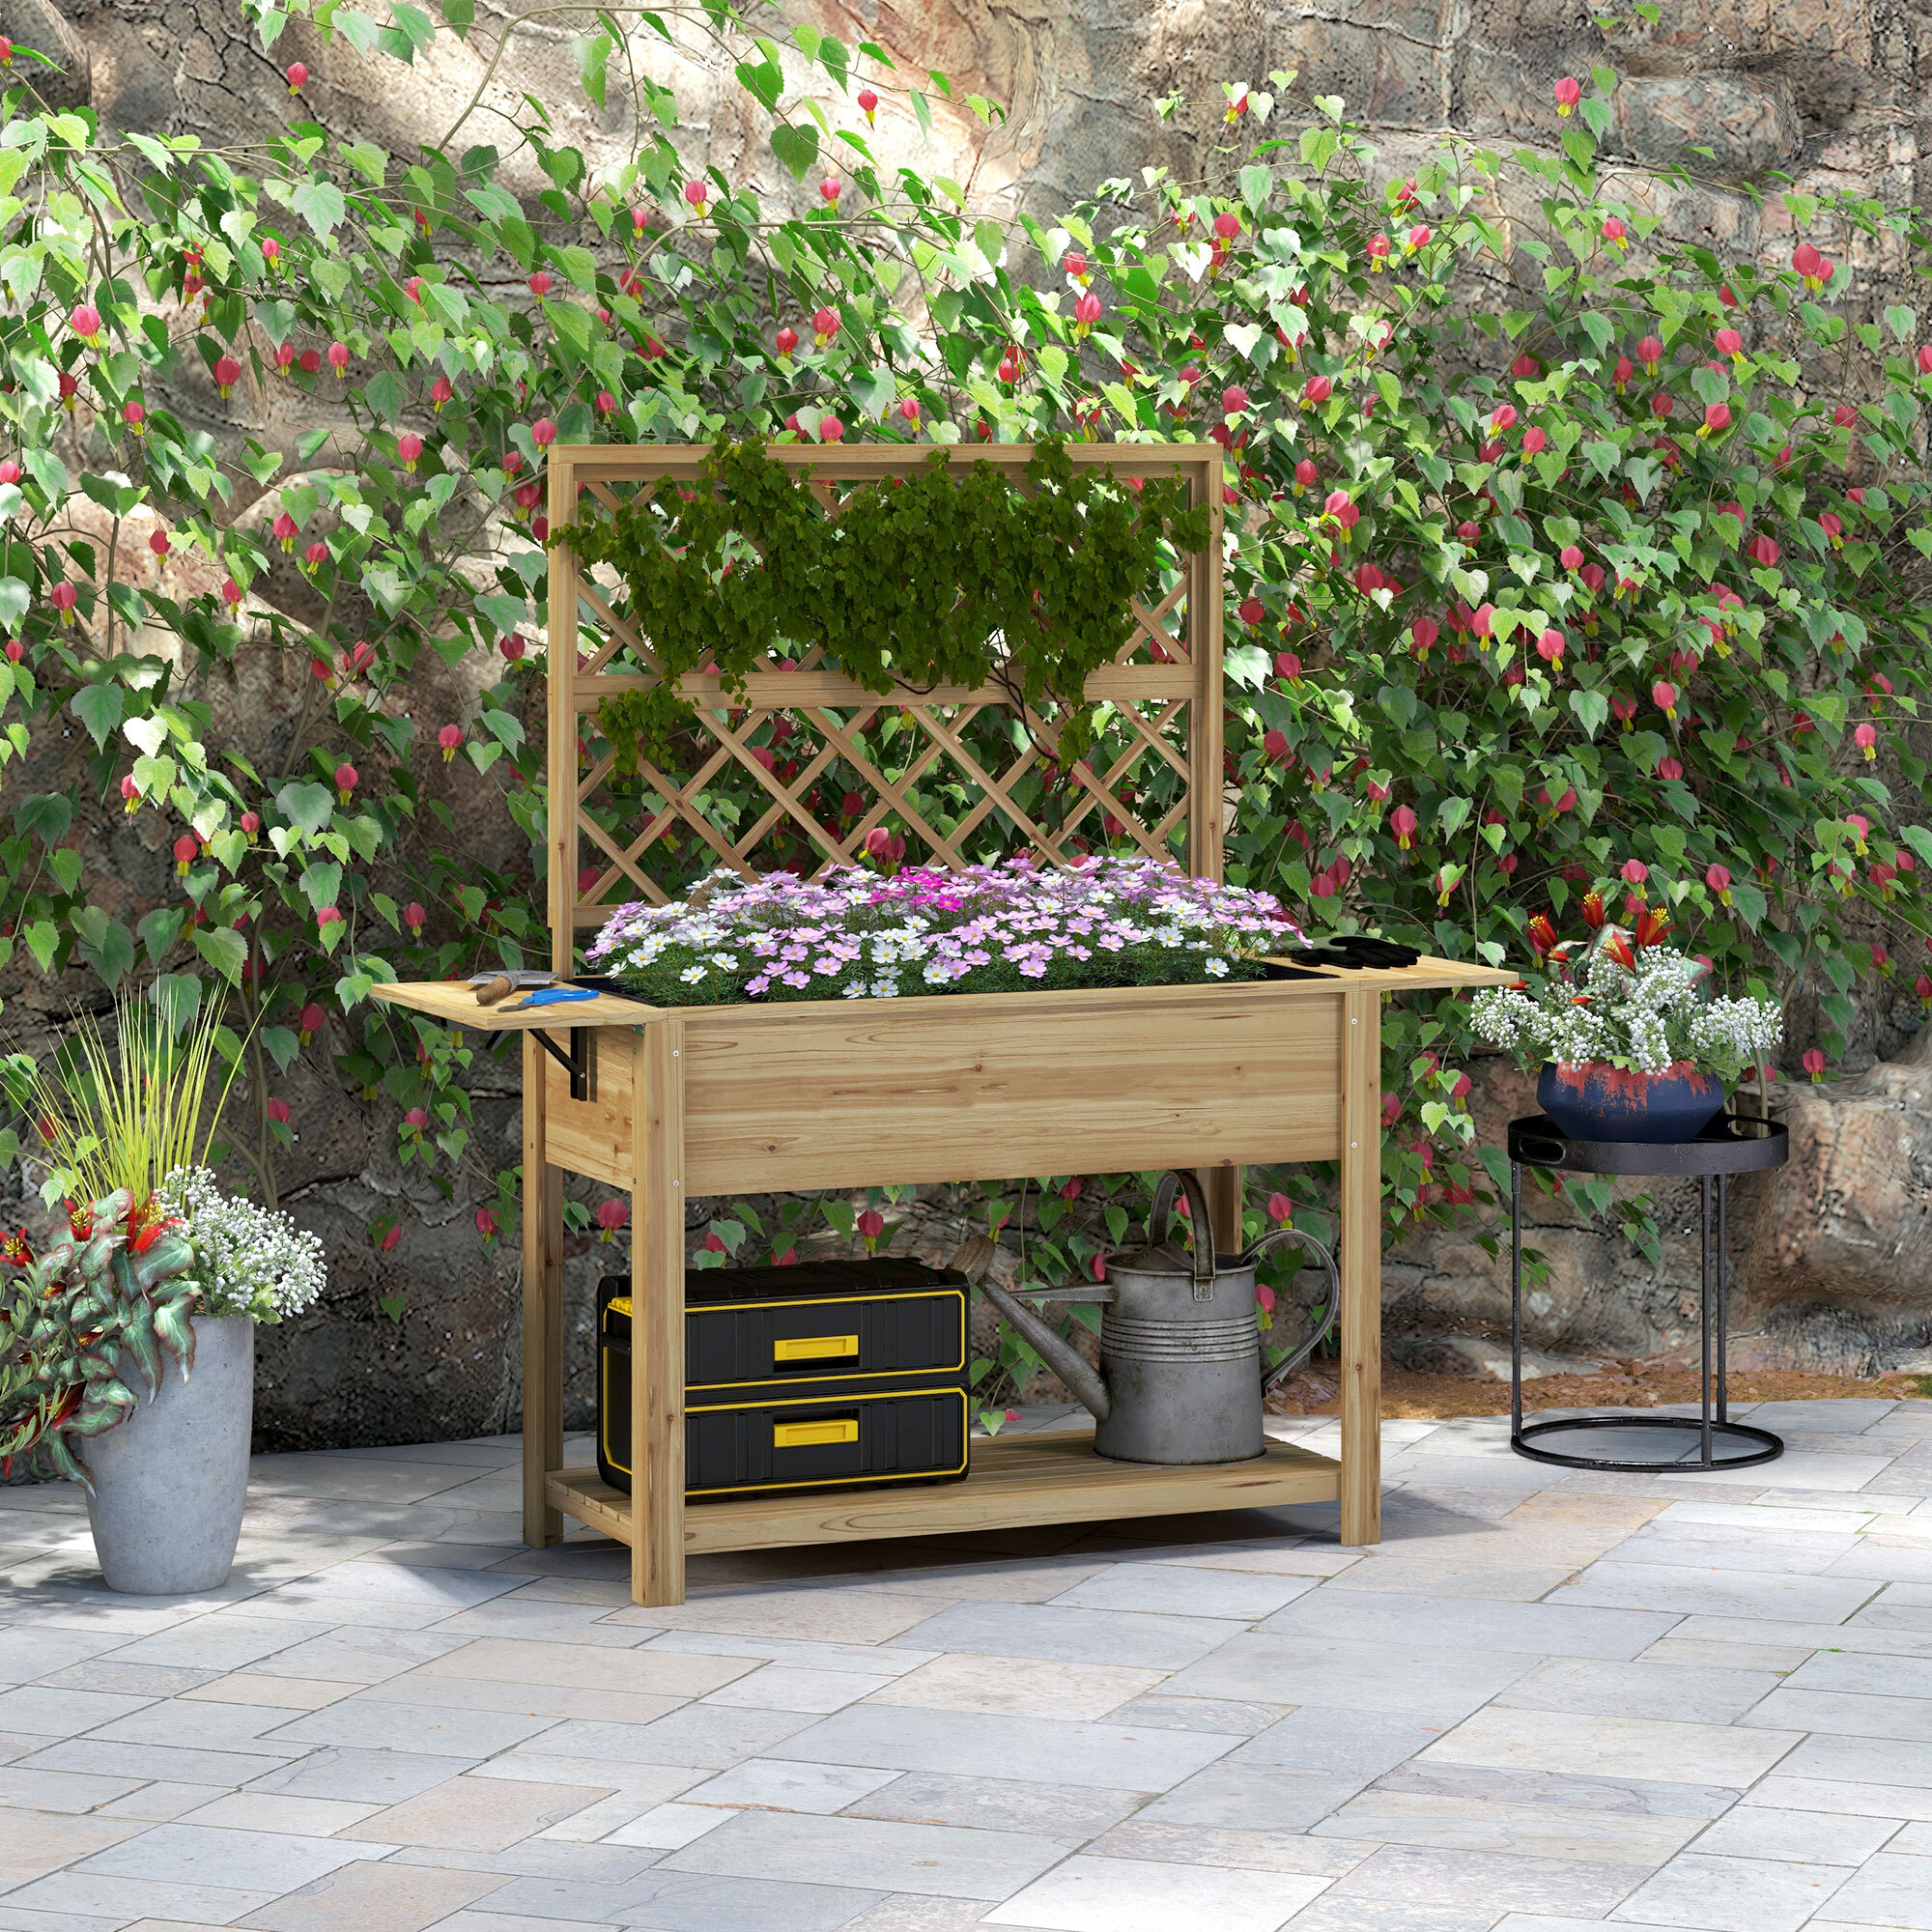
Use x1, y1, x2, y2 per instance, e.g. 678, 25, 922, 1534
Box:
0, 1190, 196, 1489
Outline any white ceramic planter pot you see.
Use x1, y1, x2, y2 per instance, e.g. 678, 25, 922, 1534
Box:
83, 1314, 254, 1595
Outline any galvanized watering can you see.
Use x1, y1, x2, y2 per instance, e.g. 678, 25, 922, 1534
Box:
974, 1170, 1339, 1465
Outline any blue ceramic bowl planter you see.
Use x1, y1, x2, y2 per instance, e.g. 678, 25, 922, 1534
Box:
1535, 1061, 1726, 1145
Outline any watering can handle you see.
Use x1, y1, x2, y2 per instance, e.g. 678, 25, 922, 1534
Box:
1243, 1227, 1341, 1396
1149, 1170, 1218, 1300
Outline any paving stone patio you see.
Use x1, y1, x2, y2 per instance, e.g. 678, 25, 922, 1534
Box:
0, 1397, 1928, 1930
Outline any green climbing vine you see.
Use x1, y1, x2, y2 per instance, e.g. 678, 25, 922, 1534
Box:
557, 437, 1210, 769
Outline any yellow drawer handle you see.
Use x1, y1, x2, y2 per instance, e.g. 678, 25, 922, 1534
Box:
773, 1417, 859, 1449
607, 1295, 633, 1318
773, 1333, 860, 1364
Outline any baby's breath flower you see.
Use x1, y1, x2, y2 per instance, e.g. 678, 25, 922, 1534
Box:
155, 1169, 326, 1323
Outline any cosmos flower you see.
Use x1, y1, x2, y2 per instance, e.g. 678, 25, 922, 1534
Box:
588, 859, 1303, 1006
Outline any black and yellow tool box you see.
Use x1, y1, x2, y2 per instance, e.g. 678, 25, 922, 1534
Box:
596, 1259, 971, 1500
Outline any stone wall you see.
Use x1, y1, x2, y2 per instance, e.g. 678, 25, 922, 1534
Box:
9, 2, 1930, 1452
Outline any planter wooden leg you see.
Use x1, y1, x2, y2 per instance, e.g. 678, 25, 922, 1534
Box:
1339, 986, 1382, 1547
631, 1020, 688, 1606
522, 1035, 564, 1548
1197, 1163, 1244, 1256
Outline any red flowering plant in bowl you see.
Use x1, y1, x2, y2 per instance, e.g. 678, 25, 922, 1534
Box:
1469, 893, 1783, 1143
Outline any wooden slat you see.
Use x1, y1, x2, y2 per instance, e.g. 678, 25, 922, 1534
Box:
552, 442, 1213, 482
1198, 1163, 1244, 1256
548, 452, 580, 978
1339, 984, 1382, 1548
905, 704, 1055, 858
793, 705, 961, 869
677, 983, 1345, 1197
546, 1469, 632, 1543
576, 741, 744, 915
572, 666, 1204, 705
632, 1021, 687, 1606
696, 702, 881, 867
543, 1032, 635, 1189
576, 578, 656, 676
575, 804, 662, 906
521, 1034, 564, 1548
1050, 723, 1177, 866
545, 1429, 1342, 1556
1188, 458, 1224, 880
1123, 580, 1190, 665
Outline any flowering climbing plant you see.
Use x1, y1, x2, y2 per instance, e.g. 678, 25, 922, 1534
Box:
0, 10, 1929, 1311
1470, 900, 1783, 1080
587, 858, 1300, 1005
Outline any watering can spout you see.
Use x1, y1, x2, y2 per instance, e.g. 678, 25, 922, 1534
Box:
974, 1276, 1112, 1423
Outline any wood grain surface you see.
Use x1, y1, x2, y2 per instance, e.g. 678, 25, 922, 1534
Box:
369, 980, 657, 1031
546, 1429, 1342, 1557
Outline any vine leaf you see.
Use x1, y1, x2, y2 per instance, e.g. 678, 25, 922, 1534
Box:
276, 781, 334, 837
769, 124, 819, 180
291, 180, 347, 241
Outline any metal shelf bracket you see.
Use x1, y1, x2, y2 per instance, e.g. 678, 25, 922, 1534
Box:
531, 1026, 591, 1101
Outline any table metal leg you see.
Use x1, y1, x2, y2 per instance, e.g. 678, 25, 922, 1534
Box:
1510, 1160, 1523, 1446
1717, 1174, 1729, 1426
1699, 1175, 1714, 1466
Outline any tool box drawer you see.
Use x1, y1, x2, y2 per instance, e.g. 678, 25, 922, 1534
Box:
682, 1387, 968, 1496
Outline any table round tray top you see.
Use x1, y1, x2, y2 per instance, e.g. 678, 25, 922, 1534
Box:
1506, 1111, 1789, 1179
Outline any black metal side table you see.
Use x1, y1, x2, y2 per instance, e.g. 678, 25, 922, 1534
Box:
1507, 1112, 1790, 1471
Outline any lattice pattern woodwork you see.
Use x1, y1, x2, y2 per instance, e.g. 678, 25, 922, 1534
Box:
544, 443, 1224, 971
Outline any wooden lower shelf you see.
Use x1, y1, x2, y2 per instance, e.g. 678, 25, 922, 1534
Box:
546, 1430, 1342, 1557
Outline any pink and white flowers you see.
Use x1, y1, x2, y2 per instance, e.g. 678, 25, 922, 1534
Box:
588, 859, 1302, 1005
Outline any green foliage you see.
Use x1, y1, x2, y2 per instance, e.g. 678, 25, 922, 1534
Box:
0, 13, 1924, 1283
561, 438, 1208, 766
0, 1190, 197, 1488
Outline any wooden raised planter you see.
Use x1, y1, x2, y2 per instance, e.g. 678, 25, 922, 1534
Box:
373, 958, 1510, 1605
371, 441, 1514, 1606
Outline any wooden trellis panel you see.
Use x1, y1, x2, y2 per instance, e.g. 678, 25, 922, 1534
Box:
544, 442, 1224, 972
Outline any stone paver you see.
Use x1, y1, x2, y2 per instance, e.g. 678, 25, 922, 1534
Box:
0, 1399, 1921, 1928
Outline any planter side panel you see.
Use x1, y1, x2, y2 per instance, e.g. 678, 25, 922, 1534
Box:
680, 989, 1345, 1193
544, 1033, 638, 1185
